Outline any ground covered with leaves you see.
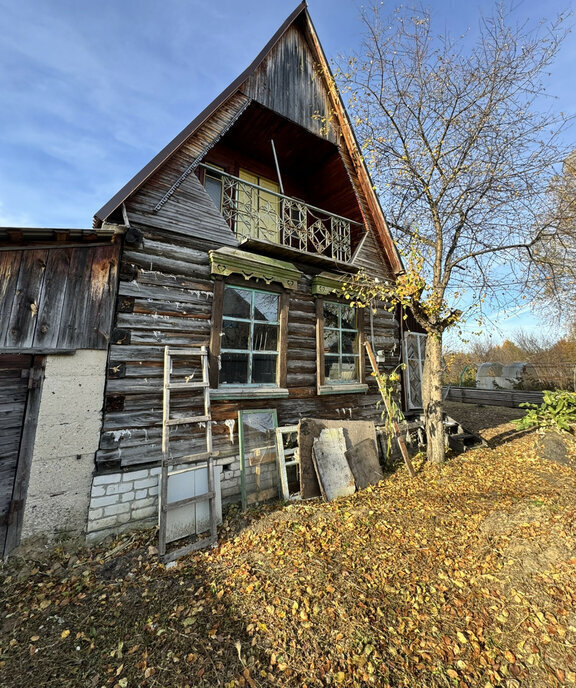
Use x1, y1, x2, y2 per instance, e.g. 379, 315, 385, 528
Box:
1, 406, 576, 688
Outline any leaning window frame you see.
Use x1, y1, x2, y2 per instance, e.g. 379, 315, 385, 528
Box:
209, 277, 289, 399
315, 297, 367, 395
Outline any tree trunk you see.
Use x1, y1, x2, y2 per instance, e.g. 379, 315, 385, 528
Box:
422, 332, 445, 464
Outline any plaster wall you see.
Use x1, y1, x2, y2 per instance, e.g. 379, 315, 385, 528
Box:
21, 350, 107, 542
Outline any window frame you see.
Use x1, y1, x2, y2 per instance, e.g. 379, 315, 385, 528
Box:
210, 277, 289, 398
315, 297, 367, 395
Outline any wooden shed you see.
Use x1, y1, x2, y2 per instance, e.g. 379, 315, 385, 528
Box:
82, 3, 405, 541
0, 227, 121, 556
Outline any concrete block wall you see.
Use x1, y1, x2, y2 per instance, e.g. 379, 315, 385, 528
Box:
86, 467, 160, 543
21, 350, 108, 543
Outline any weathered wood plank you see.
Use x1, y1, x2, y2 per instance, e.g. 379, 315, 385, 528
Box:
0, 252, 23, 344
33, 248, 72, 348
443, 387, 544, 408
123, 251, 211, 278
4, 250, 48, 348
345, 437, 383, 490
119, 281, 213, 304
115, 312, 212, 331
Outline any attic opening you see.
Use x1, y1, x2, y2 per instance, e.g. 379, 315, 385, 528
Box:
197, 101, 367, 264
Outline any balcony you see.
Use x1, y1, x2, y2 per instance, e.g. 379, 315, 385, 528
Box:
200, 164, 363, 264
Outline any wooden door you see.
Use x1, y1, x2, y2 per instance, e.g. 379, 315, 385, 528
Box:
0, 354, 43, 557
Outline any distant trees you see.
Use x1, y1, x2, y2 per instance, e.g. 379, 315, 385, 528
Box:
443, 327, 576, 390
339, 4, 573, 462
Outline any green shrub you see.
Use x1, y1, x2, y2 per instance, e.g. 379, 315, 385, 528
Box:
515, 390, 576, 433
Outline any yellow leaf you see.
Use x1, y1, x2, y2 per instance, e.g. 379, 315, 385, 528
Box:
61, 630, 70, 639
456, 631, 467, 644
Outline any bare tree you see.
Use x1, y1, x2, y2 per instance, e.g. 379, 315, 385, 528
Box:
532, 151, 576, 316
339, 4, 573, 462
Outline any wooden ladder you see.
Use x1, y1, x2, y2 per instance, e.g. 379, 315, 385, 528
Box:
364, 341, 416, 477
159, 346, 218, 562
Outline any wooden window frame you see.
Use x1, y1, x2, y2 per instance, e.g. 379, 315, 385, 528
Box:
209, 277, 289, 400
316, 297, 367, 395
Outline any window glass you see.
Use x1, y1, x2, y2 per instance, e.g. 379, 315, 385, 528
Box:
221, 320, 250, 350
220, 286, 280, 386
223, 287, 251, 319
323, 302, 339, 329
341, 330, 357, 354
220, 352, 249, 384
253, 354, 277, 384
253, 291, 278, 321
205, 175, 223, 210
340, 306, 356, 330
253, 323, 278, 351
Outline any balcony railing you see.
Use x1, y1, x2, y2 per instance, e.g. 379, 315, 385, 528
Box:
200, 164, 360, 263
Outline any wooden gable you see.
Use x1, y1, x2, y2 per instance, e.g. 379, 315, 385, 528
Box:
93, 3, 402, 278
241, 23, 339, 144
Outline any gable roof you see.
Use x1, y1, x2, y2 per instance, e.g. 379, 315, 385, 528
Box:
93, 2, 403, 275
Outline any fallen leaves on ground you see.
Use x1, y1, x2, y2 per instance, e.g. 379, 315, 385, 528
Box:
1, 415, 576, 687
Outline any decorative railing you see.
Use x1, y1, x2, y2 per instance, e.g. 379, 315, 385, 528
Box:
200, 164, 360, 262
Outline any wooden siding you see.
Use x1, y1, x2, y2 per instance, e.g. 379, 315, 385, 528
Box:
352, 230, 394, 282
125, 91, 251, 240
0, 355, 31, 549
242, 25, 340, 145
0, 244, 119, 352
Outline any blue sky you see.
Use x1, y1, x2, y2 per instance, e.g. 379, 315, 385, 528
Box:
1, 0, 574, 344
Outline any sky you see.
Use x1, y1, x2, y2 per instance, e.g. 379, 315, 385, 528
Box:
1, 0, 575, 346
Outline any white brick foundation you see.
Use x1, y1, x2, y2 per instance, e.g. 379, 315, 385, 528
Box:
86, 467, 161, 543
86, 460, 241, 543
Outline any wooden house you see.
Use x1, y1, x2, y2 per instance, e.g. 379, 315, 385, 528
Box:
0, 227, 120, 557
82, 2, 406, 542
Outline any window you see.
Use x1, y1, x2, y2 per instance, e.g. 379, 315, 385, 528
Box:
220, 286, 279, 385
203, 165, 224, 211
316, 299, 367, 394
323, 301, 359, 382
209, 279, 289, 398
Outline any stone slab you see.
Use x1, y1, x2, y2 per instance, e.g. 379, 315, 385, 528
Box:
298, 419, 378, 499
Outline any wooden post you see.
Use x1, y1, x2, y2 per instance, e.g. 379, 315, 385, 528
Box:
364, 341, 416, 478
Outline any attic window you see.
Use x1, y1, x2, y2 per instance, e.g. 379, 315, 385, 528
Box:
203, 164, 224, 211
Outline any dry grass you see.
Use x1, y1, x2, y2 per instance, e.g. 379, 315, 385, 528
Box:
1, 406, 576, 688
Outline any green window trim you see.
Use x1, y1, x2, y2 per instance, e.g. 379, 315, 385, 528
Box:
209, 247, 301, 290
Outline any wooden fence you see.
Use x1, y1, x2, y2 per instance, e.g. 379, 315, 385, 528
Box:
443, 387, 544, 408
